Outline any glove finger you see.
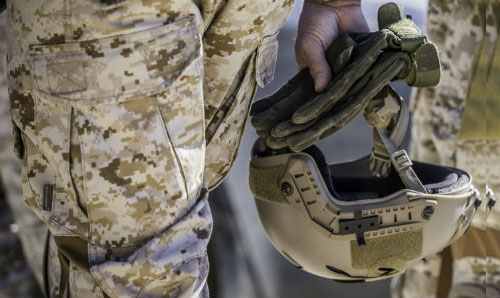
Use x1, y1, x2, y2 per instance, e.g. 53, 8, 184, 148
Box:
250, 69, 311, 116
377, 2, 403, 30
286, 55, 406, 150
252, 32, 375, 132
285, 122, 325, 152
349, 31, 379, 43
328, 55, 406, 128
251, 35, 355, 133
292, 30, 393, 124
271, 118, 317, 138
286, 106, 350, 151
325, 33, 356, 75
251, 106, 285, 131
289, 138, 319, 152
250, 96, 282, 117
289, 125, 342, 152
265, 135, 288, 149
343, 51, 407, 101
251, 75, 315, 130
318, 125, 341, 141
256, 129, 269, 138
251, 33, 358, 120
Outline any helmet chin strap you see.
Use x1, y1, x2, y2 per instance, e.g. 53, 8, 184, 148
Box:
365, 85, 427, 193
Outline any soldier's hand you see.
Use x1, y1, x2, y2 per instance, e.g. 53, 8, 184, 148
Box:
251, 2, 441, 152
295, 1, 368, 92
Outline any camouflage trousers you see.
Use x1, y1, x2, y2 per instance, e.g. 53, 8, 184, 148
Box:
0, 11, 47, 297
6, 0, 293, 297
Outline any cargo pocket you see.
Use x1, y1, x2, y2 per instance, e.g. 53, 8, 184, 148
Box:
20, 130, 59, 224
204, 31, 280, 189
28, 15, 205, 247
137, 255, 209, 298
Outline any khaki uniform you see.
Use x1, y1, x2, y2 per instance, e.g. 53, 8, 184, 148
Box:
6, 0, 293, 297
392, 0, 500, 297
410, 0, 499, 231
0, 10, 47, 296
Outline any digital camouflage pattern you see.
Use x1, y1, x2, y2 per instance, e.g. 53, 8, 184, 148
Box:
6, 0, 293, 297
410, 0, 500, 230
390, 254, 442, 298
393, 0, 500, 297
486, 257, 500, 296
202, 1, 289, 188
0, 10, 46, 297
449, 257, 500, 297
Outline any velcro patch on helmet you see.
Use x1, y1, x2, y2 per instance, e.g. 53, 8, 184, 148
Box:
249, 164, 288, 204
350, 228, 423, 278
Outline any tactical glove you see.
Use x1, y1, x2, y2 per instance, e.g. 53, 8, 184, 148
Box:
250, 32, 358, 136
251, 2, 440, 152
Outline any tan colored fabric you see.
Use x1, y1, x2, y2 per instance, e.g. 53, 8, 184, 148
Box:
390, 253, 442, 298
6, 0, 294, 296
0, 10, 47, 296
437, 247, 453, 298
248, 163, 288, 204
351, 229, 422, 278
410, 0, 500, 232
202, 1, 294, 189
457, 0, 488, 140
451, 226, 500, 259
393, 0, 500, 297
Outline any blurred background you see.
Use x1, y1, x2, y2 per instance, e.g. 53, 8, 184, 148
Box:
0, 1, 427, 297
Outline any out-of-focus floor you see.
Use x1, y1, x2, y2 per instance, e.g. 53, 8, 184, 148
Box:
210, 1, 427, 297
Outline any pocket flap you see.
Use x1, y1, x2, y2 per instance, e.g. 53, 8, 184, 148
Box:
255, 32, 279, 88
29, 15, 200, 106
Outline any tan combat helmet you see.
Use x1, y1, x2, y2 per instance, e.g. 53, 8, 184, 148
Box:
249, 2, 481, 279
249, 87, 481, 281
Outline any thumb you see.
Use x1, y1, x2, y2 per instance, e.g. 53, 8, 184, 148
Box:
300, 39, 332, 93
